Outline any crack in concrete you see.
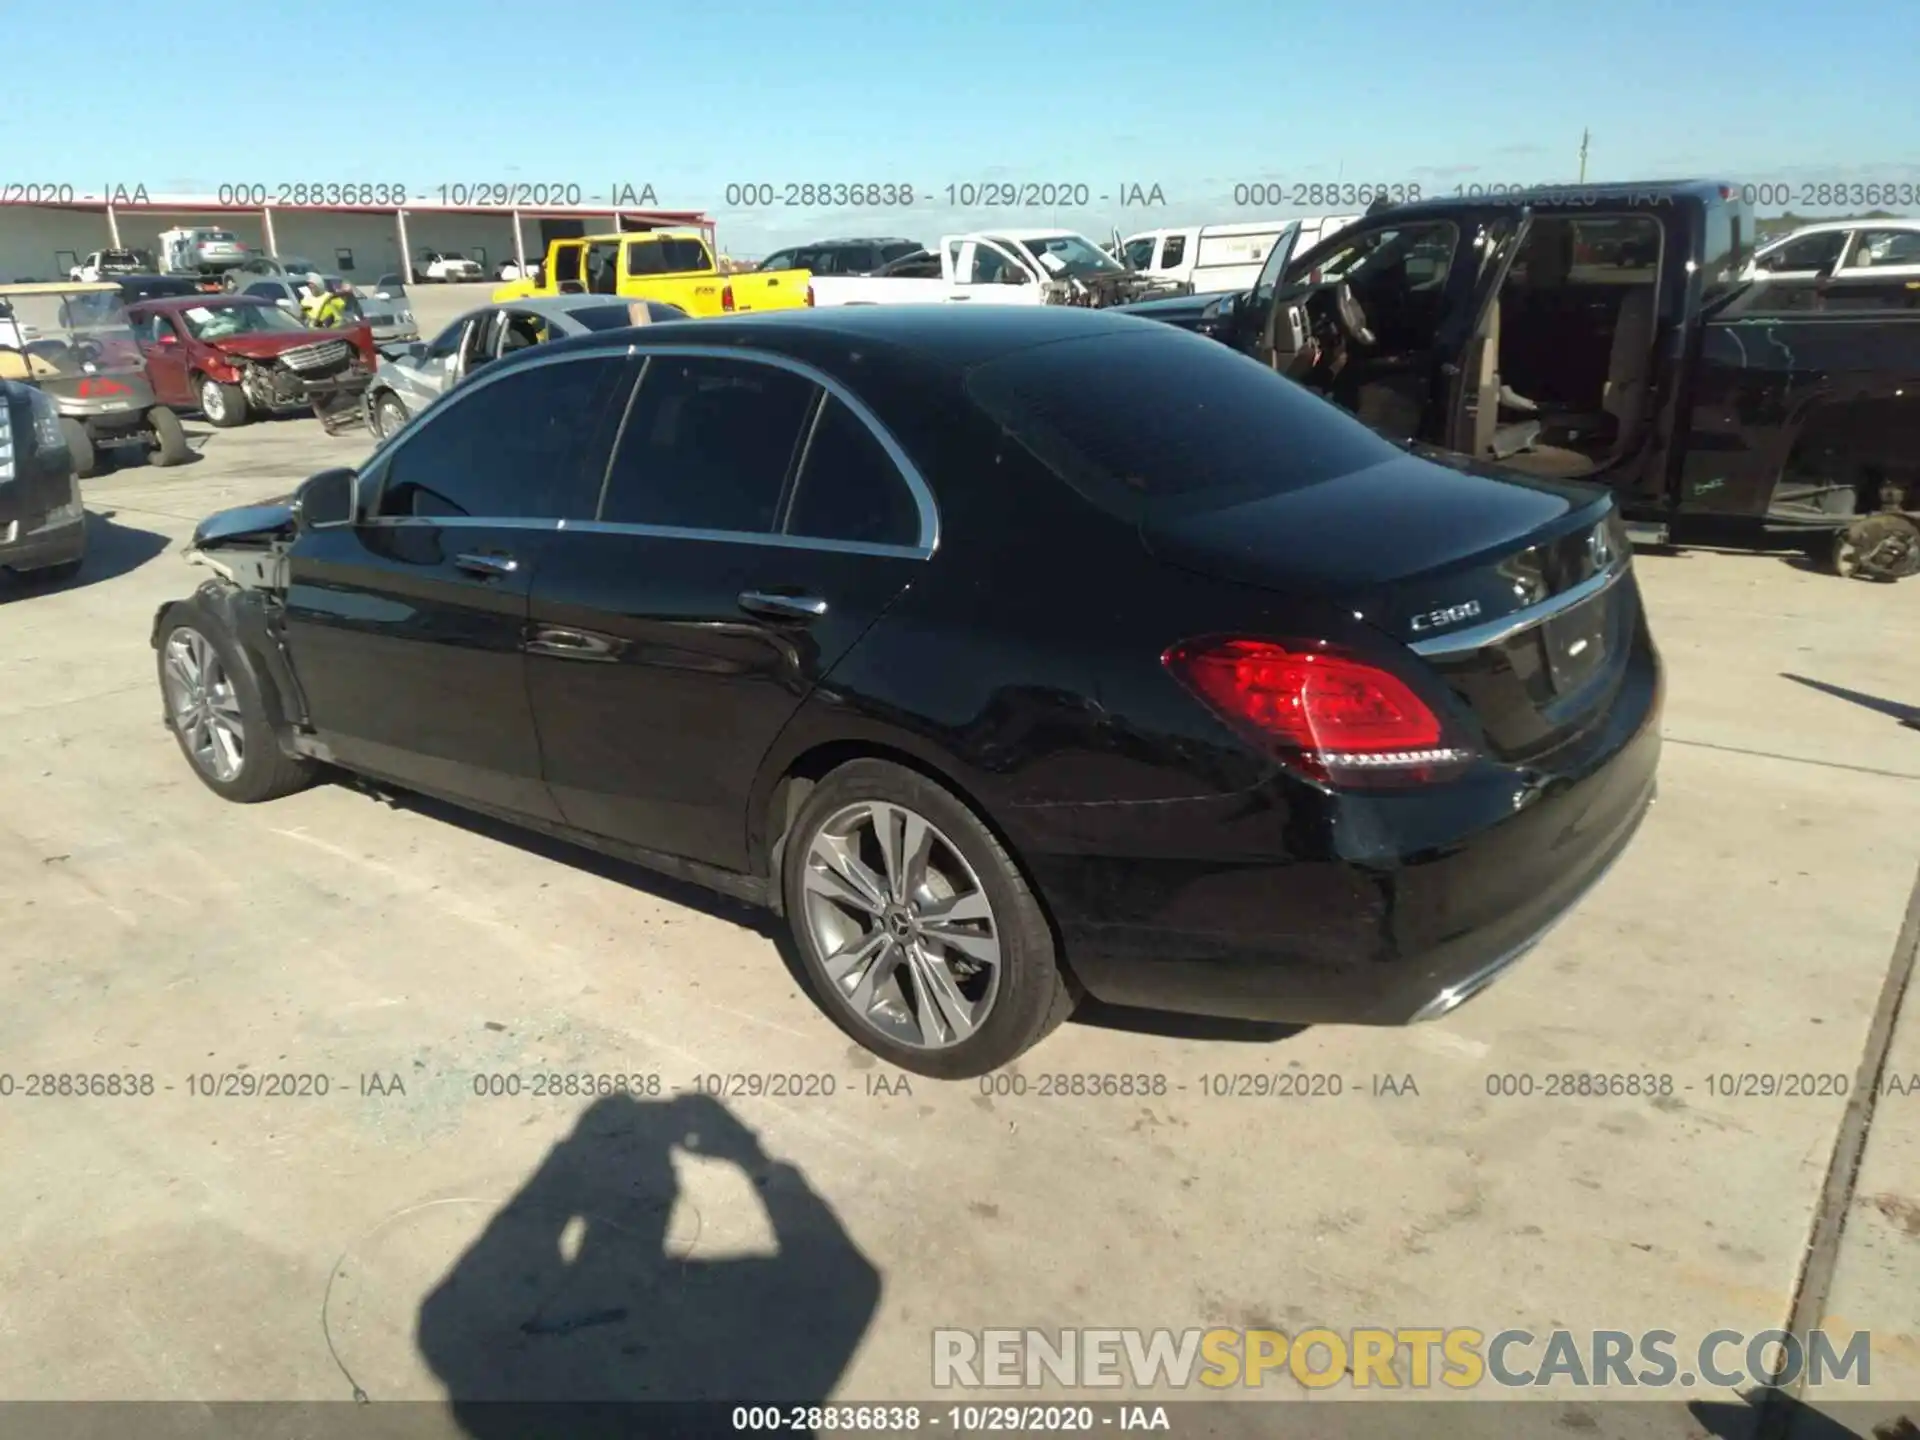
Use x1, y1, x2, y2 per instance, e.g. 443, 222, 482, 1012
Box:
1758, 858, 1920, 1439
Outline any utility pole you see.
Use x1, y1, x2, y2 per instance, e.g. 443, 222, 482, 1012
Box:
1578, 129, 1590, 183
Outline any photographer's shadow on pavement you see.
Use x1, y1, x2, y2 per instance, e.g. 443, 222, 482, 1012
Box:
416, 1092, 882, 1439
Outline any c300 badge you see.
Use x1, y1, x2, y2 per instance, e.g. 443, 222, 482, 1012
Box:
1408, 600, 1482, 633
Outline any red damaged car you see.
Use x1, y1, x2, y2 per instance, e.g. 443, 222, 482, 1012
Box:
126, 295, 376, 429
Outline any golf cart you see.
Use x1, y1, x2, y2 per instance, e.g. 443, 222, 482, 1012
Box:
0, 282, 191, 477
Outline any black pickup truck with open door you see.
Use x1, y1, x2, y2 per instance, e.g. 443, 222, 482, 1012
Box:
1119, 181, 1920, 581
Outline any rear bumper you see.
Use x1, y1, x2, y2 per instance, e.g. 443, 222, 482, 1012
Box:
1016, 654, 1664, 1026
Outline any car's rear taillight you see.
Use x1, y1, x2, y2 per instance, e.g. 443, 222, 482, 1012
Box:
805, 283, 815, 307
721, 283, 736, 312
1163, 637, 1469, 785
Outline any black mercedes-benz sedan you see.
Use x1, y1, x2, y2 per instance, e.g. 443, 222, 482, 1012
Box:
152, 305, 1662, 1078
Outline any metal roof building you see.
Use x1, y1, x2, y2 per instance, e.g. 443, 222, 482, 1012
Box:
0, 190, 716, 282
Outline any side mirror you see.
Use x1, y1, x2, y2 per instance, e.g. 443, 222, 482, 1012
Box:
294, 467, 357, 530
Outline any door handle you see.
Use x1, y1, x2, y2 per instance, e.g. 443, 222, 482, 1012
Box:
738, 590, 827, 620
455, 551, 518, 578
527, 626, 617, 661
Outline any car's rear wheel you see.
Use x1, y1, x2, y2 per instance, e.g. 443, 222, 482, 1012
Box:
198, 375, 249, 428
157, 617, 315, 803
148, 405, 191, 465
59, 417, 97, 478
781, 758, 1076, 1079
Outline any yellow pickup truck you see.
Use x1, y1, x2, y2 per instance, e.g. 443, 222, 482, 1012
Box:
492, 230, 812, 315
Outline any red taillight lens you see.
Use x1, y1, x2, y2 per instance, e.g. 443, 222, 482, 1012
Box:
1163, 637, 1464, 784
721, 283, 735, 312
806, 282, 815, 307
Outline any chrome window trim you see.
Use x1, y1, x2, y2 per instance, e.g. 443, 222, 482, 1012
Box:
357, 341, 939, 561
352, 512, 928, 561
1408, 558, 1629, 657
602, 344, 938, 556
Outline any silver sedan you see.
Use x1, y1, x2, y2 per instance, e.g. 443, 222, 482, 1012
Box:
363, 295, 688, 440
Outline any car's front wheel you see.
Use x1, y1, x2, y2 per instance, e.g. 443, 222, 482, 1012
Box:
157, 614, 315, 803
198, 375, 249, 428
781, 758, 1076, 1079
371, 391, 408, 440
148, 405, 192, 465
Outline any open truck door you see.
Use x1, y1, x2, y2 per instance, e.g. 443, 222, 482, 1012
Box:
1440, 210, 1532, 457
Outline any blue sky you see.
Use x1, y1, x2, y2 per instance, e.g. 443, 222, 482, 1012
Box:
14, 0, 1919, 254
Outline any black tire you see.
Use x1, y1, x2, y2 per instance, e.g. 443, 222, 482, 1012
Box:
780, 758, 1076, 1079
155, 608, 316, 804
59, 417, 97, 478
1832, 514, 1920, 583
148, 405, 191, 465
196, 373, 249, 428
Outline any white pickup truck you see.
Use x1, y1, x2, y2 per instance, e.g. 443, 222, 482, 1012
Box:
808, 229, 1181, 308
1116, 216, 1360, 294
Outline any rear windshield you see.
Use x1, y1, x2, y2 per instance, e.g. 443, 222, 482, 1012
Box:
966, 328, 1400, 518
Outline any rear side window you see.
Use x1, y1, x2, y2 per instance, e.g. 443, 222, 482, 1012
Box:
966, 329, 1400, 518
880, 241, 921, 265
625, 238, 710, 276
786, 397, 921, 548
374, 355, 627, 521
600, 355, 816, 532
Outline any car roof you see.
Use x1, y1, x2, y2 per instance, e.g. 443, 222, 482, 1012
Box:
1759, 217, 1920, 241
529, 302, 1151, 371
130, 294, 267, 311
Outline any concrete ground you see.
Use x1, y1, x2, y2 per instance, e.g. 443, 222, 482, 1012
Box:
0, 411, 1916, 1440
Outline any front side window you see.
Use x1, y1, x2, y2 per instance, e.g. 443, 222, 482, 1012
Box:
1761, 230, 1848, 274
374, 355, 628, 521
1122, 237, 1155, 269
599, 355, 817, 532
424, 319, 465, 360
786, 397, 921, 548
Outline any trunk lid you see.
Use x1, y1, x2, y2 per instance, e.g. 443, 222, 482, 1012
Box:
1142, 449, 1635, 764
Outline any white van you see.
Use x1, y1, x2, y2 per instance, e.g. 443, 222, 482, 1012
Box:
1118, 216, 1360, 293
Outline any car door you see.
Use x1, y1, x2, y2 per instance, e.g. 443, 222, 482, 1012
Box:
449, 311, 507, 387
952, 239, 1038, 305
280, 349, 634, 820
138, 313, 194, 405
526, 349, 934, 872
1440, 215, 1533, 453
1818, 227, 1920, 311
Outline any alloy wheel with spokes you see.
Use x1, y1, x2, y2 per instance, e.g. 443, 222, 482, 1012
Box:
163, 627, 247, 783
800, 800, 1003, 1051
